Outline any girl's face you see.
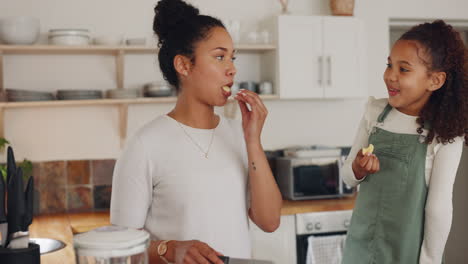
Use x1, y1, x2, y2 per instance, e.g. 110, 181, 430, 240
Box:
383, 40, 434, 116
183, 26, 236, 106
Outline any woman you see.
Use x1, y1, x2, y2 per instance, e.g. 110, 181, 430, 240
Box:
110, 0, 282, 263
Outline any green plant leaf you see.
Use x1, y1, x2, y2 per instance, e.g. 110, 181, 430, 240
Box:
0, 165, 6, 183
19, 159, 33, 181
0, 138, 9, 151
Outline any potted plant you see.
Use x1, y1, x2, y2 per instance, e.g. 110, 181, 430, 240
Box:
0, 138, 32, 182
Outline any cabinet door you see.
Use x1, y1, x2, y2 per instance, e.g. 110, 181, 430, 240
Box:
250, 215, 297, 264
323, 17, 365, 98
278, 16, 323, 99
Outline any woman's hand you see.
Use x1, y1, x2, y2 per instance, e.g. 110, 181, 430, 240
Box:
352, 150, 380, 180
234, 89, 268, 145
173, 240, 224, 264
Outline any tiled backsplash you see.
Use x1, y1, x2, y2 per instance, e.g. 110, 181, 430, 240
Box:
33, 159, 115, 215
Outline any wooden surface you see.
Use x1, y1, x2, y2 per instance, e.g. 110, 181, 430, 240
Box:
68, 211, 111, 234
280, 195, 356, 215
29, 214, 75, 264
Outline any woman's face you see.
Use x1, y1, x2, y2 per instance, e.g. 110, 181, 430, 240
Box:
184, 26, 236, 106
383, 40, 434, 116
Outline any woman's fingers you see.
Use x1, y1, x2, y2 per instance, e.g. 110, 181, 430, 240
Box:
364, 157, 374, 171
239, 89, 268, 113
371, 156, 380, 173
235, 90, 267, 117
237, 98, 249, 116
196, 243, 223, 264
358, 155, 371, 168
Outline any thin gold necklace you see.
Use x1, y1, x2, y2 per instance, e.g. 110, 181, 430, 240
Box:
175, 121, 216, 158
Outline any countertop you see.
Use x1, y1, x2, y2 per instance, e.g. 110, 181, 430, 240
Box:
30, 196, 355, 263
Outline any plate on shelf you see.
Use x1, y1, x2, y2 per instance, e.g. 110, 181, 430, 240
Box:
6, 88, 55, 102
56, 89, 103, 100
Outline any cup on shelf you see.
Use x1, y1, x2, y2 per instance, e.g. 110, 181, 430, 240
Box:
246, 31, 258, 44
239, 81, 258, 93
259, 81, 273, 95
259, 30, 270, 44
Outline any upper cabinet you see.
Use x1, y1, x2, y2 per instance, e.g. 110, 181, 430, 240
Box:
275, 15, 366, 99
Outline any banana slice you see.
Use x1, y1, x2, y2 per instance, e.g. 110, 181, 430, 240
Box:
222, 86, 231, 92
362, 144, 374, 155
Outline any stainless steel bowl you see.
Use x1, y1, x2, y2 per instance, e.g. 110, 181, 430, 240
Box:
29, 238, 66, 255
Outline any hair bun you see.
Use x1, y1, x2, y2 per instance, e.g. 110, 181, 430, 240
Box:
153, 0, 200, 45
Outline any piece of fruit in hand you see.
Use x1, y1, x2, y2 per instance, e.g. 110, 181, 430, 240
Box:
362, 144, 374, 155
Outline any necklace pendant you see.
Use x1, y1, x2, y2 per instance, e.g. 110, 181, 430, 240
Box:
205, 153, 208, 158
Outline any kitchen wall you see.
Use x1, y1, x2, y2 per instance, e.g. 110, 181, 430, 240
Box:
1, 0, 467, 160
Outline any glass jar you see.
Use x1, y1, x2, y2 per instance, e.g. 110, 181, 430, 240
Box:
74, 225, 150, 264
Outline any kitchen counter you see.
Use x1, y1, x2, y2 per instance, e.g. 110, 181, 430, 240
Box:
30, 196, 355, 263
281, 195, 356, 215
29, 212, 110, 264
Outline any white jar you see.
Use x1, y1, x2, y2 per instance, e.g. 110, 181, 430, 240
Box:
73, 226, 150, 264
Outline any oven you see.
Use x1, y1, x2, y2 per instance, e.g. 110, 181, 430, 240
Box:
295, 210, 352, 264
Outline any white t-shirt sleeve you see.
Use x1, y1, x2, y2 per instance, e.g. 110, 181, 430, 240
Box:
110, 135, 153, 229
342, 98, 376, 187
419, 137, 464, 264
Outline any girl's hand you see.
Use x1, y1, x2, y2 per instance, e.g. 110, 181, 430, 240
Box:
352, 150, 380, 180
234, 89, 268, 145
173, 240, 224, 264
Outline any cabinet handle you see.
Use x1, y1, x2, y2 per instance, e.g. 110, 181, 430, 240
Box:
327, 56, 332, 86
318, 56, 323, 85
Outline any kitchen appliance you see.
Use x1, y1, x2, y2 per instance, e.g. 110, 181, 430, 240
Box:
296, 210, 351, 264
74, 225, 150, 264
275, 146, 355, 200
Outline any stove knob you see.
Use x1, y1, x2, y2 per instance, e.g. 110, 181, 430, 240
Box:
314, 222, 322, 230
306, 223, 314, 231
344, 219, 351, 228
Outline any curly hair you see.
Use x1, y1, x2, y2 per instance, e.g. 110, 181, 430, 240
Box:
153, 0, 224, 91
399, 20, 468, 146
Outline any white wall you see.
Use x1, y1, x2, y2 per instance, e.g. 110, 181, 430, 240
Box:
1, 0, 468, 162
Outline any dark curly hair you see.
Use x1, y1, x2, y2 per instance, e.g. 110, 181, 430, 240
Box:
153, 0, 224, 91
399, 20, 468, 146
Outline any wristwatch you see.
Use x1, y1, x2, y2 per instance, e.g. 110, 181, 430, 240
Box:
157, 240, 171, 264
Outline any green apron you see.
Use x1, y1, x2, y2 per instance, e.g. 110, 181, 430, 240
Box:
342, 104, 429, 264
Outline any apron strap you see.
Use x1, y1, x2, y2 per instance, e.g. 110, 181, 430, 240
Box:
377, 103, 393, 123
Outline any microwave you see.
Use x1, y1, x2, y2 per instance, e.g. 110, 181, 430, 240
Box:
275, 154, 355, 200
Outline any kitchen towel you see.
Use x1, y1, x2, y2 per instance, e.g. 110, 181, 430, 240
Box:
306, 234, 346, 264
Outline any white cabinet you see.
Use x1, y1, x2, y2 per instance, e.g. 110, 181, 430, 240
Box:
276, 15, 366, 99
250, 215, 296, 264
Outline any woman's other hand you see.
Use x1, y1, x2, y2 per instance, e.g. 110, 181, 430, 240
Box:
235, 89, 268, 145
173, 240, 224, 264
352, 150, 380, 180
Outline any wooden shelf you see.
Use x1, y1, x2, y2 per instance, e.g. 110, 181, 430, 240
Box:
0, 95, 279, 146
0, 44, 278, 146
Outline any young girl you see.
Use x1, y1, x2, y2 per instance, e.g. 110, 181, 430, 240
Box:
342, 20, 467, 264
110, 0, 282, 263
